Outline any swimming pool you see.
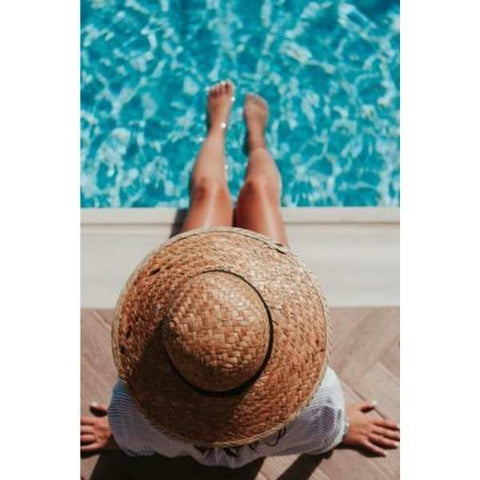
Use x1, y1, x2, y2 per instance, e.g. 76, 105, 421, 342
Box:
81, 0, 399, 208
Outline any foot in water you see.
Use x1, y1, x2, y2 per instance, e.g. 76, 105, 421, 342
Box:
207, 80, 235, 132
342, 401, 400, 456
244, 93, 268, 151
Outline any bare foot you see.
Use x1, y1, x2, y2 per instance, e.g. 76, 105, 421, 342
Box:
207, 80, 235, 132
342, 401, 400, 457
81, 402, 118, 454
244, 93, 268, 143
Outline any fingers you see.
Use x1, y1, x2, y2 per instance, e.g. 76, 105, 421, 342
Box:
373, 426, 400, 441
374, 418, 400, 430
81, 434, 96, 445
81, 425, 93, 434
370, 434, 399, 449
89, 402, 108, 417
81, 421, 96, 446
81, 416, 95, 426
364, 440, 386, 457
80, 412, 103, 453
81, 442, 101, 453
358, 400, 377, 412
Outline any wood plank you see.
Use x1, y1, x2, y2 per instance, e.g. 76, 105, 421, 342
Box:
81, 307, 399, 479
80, 309, 116, 410
368, 440, 400, 479
85, 453, 267, 480
317, 448, 388, 480
260, 455, 297, 479
317, 380, 397, 480
329, 308, 372, 354
340, 376, 400, 479
331, 308, 399, 386
354, 362, 400, 423
261, 454, 331, 480
380, 336, 400, 378
81, 309, 269, 479
81, 309, 119, 479
93, 308, 115, 328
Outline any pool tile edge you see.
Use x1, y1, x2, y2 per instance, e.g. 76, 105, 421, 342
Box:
81, 207, 399, 225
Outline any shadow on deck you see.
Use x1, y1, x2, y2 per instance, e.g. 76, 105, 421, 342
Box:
84, 450, 334, 480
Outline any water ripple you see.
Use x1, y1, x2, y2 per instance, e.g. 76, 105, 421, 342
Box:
81, 0, 400, 207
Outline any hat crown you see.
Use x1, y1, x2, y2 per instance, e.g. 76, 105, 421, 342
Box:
163, 271, 270, 392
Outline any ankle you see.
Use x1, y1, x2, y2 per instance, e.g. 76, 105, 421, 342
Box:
247, 132, 266, 152
207, 124, 226, 138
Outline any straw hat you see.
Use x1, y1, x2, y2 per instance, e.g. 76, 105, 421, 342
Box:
112, 227, 331, 447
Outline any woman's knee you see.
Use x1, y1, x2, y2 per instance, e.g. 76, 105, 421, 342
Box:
239, 175, 279, 204
191, 177, 231, 204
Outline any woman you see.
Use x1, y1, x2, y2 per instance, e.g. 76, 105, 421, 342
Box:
80, 80, 400, 467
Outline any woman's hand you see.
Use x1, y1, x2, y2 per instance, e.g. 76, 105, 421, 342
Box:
342, 401, 400, 456
81, 403, 118, 453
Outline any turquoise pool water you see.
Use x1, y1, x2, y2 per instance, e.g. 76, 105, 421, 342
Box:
81, 0, 399, 208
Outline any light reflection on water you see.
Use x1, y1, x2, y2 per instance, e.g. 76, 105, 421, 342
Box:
81, 0, 399, 207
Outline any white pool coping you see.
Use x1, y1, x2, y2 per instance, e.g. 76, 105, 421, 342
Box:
81, 207, 399, 308
81, 207, 399, 225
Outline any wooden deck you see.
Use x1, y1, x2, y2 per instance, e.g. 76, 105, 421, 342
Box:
81, 307, 399, 479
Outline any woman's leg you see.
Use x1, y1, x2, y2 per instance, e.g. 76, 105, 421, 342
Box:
180, 81, 235, 232
234, 94, 288, 245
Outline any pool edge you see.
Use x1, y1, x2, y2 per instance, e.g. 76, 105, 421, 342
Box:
81, 207, 400, 225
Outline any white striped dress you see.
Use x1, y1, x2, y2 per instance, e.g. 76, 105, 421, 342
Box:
108, 367, 346, 469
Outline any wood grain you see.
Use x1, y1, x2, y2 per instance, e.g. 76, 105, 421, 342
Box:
81, 307, 399, 479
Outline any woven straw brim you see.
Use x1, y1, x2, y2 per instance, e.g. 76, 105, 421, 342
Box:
112, 227, 331, 448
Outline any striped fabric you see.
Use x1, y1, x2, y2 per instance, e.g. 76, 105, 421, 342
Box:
108, 367, 346, 469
